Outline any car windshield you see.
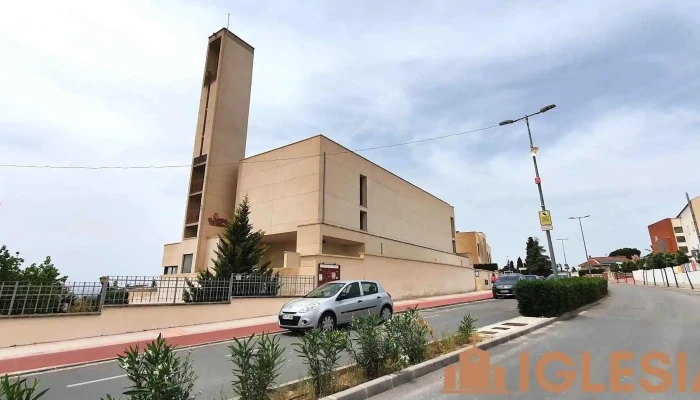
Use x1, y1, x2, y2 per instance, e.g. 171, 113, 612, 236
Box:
496, 275, 520, 283
305, 282, 346, 298
523, 275, 538, 280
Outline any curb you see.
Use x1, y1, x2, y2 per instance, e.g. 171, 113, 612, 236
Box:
2, 293, 493, 376
321, 295, 608, 400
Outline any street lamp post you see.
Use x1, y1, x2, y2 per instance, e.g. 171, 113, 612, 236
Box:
557, 238, 569, 269
500, 104, 558, 279
569, 215, 591, 274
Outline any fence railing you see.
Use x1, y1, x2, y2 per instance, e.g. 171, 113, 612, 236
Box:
0, 274, 317, 317
0, 281, 103, 316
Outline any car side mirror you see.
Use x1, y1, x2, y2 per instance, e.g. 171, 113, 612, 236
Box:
336, 294, 346, 301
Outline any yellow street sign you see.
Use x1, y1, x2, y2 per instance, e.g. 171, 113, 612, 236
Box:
539, 210, 553, 231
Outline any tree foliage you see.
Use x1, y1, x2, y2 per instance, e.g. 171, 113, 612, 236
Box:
516, 257, 524, 271
608, 248, 641, 259
210, 196, 272, 277
184, 196, 278, 301
524, 237, 551, 276
0, 246, 66, 283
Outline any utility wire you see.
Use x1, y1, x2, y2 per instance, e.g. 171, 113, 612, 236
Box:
0, 124, 498, 171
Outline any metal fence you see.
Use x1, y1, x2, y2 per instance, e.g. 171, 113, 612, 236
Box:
0, 274, 317, 317
0, 281, 103, 316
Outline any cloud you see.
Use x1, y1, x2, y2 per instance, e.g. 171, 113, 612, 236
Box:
1, 0, 699, 279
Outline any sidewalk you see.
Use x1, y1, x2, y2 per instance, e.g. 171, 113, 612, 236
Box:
0, 290, 493, 375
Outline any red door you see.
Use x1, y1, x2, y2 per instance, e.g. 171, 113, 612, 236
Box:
318, 263, 341, 285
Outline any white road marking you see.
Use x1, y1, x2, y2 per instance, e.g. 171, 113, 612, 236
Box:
423, 314, 442, 319
66, 374, 126, 387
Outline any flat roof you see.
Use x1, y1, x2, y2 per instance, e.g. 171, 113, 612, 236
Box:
210, 27, 254, 52
243, 134, 453, 207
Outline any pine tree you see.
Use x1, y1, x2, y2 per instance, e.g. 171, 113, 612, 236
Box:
184, 196, 277, 302
524, 237, 551, 276
210, 196, 272, 277
516, 257, 524, 272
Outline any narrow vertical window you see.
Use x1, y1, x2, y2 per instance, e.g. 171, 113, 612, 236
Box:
360, 211, 368, 231
360, 175, 367, 207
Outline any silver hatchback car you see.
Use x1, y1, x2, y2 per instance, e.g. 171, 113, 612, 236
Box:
278, 280, 393, 331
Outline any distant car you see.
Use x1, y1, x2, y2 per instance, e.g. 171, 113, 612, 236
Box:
492, 274, 524, 298
278, 280, 393, 332
546, 273, 571, 280
522, 275, 539, 281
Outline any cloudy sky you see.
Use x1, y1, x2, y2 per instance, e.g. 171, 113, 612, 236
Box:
1, 1, 699, 280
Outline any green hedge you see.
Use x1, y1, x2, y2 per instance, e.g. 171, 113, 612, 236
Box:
515, 277, 608, 317
474, 263, 498, 272
578, 268, 606, 276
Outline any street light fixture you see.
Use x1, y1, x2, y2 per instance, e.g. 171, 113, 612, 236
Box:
569, 215, 591, 274
499, 104, 558, 279
556, 238, 569, 269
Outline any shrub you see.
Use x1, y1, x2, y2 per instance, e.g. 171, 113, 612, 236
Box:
473, 263, 498, 272
229, 333, 284, 400
515, 277, 608, 317
0, 375, 48, 399
346, 314, 393, 379
293, 328, 347, 397
456, 314, 478, 345
103, 286, 129, 305
384, 307, 430, 364
105, 334, 197, 400
578, 268, 606, 276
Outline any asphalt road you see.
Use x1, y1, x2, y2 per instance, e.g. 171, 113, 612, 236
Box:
28, 297, 518, 399
372, 284, 700, 399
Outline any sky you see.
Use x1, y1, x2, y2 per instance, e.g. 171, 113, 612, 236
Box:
1, 1, 699, 281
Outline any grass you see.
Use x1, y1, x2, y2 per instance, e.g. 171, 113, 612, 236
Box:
270, 331, 483, 400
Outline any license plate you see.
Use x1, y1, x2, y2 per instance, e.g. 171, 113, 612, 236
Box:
499, 290, 509, 293
282, 314, 293, 320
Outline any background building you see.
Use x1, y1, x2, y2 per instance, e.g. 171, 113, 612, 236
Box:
160, 28, 476, 299
648, 193, 700, 259
454, 231, 492, 264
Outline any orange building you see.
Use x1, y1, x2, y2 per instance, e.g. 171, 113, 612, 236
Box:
648, 218, 681, 254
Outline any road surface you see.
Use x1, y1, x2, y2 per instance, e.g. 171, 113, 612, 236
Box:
372, 284, 700, 399
29, 297, 518, 399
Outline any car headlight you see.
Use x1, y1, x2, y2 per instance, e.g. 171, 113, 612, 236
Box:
299, 302, 320, 313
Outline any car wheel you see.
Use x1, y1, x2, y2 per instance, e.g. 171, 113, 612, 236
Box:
318, 312, 336, 332
380, 305, 393, 321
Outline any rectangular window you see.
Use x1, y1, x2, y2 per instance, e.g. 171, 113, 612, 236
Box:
450, 217, 455, 238
452, 240, 456, 253
182, 254, 194, 274
477, 243, 481, 256
360, 211, 368, 231
677, 236, 686, 243
359, 175, 367, 207
163, 266, 178, 275
679, 246, 689, 254
674, 227, 684, 233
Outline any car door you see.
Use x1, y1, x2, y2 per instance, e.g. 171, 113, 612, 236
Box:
360, 281, 382, 316
334, 282, 363, 324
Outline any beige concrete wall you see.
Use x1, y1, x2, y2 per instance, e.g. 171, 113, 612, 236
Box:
0, 297, 290, 348
263, 241, 297, 269
236, 136, 323, 236
300, 253, 475, 300
316, 223, 471, 267
320, 136, 456, 254
474, 269, 498, 291
162, 239, 198, 275
196, 30, 255, 272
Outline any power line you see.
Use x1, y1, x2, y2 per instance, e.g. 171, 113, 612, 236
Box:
0, 124, 498, 171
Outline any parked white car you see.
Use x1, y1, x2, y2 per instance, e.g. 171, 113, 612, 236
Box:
278, 280, 393, 331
